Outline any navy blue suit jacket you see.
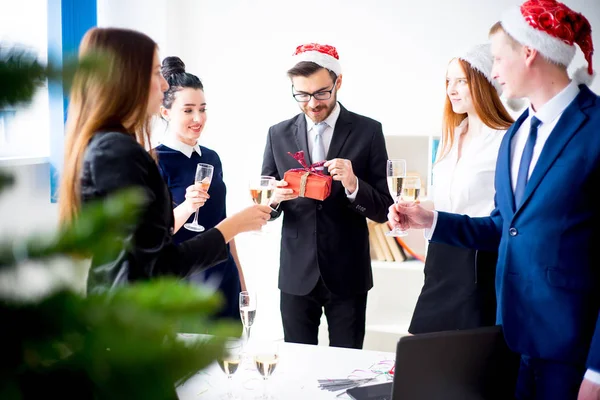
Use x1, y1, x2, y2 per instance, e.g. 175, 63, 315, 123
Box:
432, 85, 600, 370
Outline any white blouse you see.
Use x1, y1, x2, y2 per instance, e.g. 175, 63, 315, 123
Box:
432, 119, 506, 217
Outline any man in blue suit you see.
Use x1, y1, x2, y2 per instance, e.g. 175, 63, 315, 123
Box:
389, 1, 599, 399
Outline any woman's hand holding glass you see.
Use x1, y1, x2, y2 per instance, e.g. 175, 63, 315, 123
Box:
215, 205, 272, 243
182, 182, 210, 214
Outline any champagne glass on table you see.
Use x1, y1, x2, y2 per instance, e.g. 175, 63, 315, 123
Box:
386, 159, 408, 237
249, 175, 276, 234
239, 291, 257, 350
184, 162, 214, 232
254, 341, 279, 399
217, 339, 243, 399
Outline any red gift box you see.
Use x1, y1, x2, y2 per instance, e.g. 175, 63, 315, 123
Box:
283, 151, 332, 201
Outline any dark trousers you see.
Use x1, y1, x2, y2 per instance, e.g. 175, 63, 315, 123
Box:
280, 278, 367, 349
515, 355, 585, 400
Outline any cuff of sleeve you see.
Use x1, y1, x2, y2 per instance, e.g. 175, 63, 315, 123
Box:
423, 210, 438, 240
345, 177, 359, 202
584, 369, 600, 385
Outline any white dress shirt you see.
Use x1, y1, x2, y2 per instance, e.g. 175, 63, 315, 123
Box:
509, 81, 580, 190
432, 118, 505, 217
428, 82, 600, 383
304, 102, 359, 200
161, 135, 202, 158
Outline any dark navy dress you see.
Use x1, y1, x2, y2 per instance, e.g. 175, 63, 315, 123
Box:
156, 144, 241, 320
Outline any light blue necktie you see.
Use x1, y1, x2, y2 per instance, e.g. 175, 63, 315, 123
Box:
312, 122, 327, 169
514, 116, 541, 208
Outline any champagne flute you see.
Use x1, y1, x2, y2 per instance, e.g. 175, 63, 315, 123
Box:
254, 341, 279, 399
401, 176, 422, 203
249, 175, 276, 234
239, 291, 257, 350
386, 159, 408, 237
184, 163, 214, 232
217, 339, 242, 400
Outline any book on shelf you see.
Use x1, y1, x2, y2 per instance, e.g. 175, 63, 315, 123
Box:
378, 223, 407, 262
367, 220, 386, 261
367, 220, 409, 262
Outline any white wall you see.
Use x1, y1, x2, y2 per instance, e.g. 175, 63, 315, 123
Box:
93, 0, 600, 346
97, 0, 600, 221
0, 161, 57, 237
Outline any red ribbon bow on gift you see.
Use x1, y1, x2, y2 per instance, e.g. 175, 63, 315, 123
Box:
287, 150, 327, 175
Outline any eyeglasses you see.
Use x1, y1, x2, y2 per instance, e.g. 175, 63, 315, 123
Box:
292, 78, 337, 102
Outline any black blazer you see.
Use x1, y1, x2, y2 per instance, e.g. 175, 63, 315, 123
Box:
80, 131, 228, 293
262, 104, 393, 296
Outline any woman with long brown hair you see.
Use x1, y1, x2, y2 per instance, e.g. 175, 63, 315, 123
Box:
408, 44, 519, 334
58, 27, 271, 292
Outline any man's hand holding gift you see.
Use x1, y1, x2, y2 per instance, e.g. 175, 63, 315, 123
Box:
271, 180, 299, 208
324, 158, 357, 194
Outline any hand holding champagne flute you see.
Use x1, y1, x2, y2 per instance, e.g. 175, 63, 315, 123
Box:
249, 176, 276, 233
184, 163, 214, 232
386, 159, 408, 237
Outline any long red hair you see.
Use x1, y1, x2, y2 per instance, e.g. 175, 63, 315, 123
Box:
438, 59, 514, 162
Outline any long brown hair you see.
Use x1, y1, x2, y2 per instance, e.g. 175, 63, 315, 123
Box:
58, 27, 157, 223
438, 59, 514, 162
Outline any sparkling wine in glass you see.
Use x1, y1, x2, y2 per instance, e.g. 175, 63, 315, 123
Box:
239, 291, 257, 350
386, 159, 408, 237
217, 339, 242, 400
184, 163, 214, 232
254, 341, 279, 399
401, 176, 422, 203
249, 176, 276, 233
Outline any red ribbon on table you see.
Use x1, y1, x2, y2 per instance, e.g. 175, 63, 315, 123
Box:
287, 150, 327, 175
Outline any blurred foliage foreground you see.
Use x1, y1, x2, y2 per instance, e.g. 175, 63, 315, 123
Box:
0, 46, 236, 399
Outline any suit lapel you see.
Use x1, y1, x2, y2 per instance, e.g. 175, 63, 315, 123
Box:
515, 86, 593, 214
503, 110, 529, 213
327, 104, 352, 160
293, 114, 311, 164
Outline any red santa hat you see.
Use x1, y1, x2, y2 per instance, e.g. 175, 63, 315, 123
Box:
291, 43, 342, 76
500, 0, 595, 85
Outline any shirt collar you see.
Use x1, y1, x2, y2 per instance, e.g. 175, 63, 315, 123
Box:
161, 135, 202, 158
305, 102, 341, 131
529, 80, 580, 125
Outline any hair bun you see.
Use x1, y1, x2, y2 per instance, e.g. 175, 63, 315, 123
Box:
161, 56, 186, 78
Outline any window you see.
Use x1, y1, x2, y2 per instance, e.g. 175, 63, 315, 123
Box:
0, 0, 50, 159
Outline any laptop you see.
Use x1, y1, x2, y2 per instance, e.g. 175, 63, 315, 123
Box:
346, 325, 519, 400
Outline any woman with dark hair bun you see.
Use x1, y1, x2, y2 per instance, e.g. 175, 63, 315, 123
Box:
156, 56, 245, 321
58, 28, 271, 293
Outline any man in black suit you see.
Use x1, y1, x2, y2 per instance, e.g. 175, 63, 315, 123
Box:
261, 43, 393, 349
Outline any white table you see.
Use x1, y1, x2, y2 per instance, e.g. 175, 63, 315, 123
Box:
176, 337, 395, 400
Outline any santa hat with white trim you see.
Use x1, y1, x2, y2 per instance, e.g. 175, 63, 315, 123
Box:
291, 43, 342, 76
458, 43, 526, 111
459, 43, 502, 93
500, 0, 595, 85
